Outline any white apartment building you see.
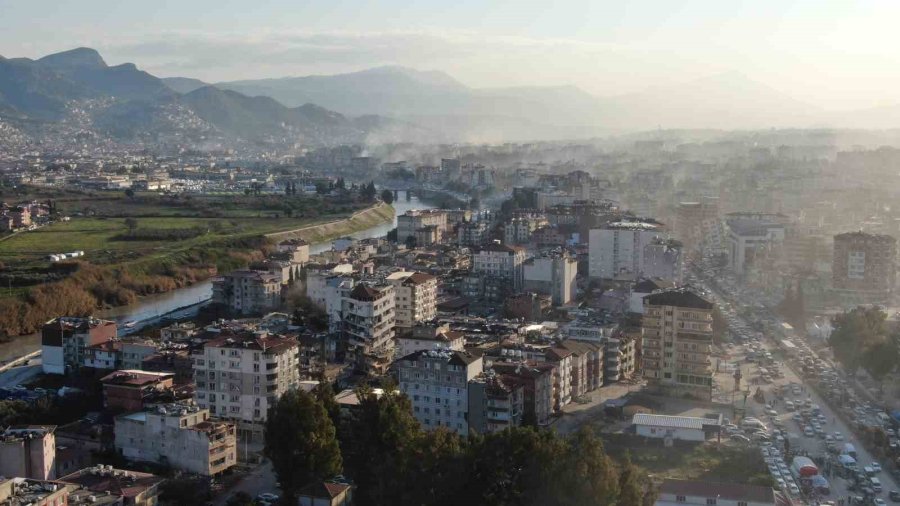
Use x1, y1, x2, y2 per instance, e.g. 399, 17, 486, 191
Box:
386, 271, 438, 328
342, 283, 396, 369
473, 243, 527, 291
398, 349, 483, 436
588, 221, 667, 280
192, 332, 300, 443
115, 403, 237, 476
212, 270, 282, 315
396, 323, 465, 358
523, 252, 578, 305
306, 270, 355, 331
642, 288, 714, 400
397, 210, 448, 245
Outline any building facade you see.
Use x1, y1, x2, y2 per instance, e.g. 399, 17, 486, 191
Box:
523, 252, 578, 305
473, 244, 527, 291
342, 283, 396, 372
192, 332, 300, 443
41, 317, 117, 375
642, 288, 715, 400
386, 271, 438, 328
398, 349, 483, 436
832, 231, 897, 304
0, 426, 56, 480
212, 270, 282, 315
588, 221, 667, 280
115, 403, 236, 476
468, 372, 524, 434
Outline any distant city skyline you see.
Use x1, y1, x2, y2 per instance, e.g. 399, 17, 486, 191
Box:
2, 0, 900, 110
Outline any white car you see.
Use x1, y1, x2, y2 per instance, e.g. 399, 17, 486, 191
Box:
789, 484, 801, 495
872, 462, 882, 473
833, 431, 844, 441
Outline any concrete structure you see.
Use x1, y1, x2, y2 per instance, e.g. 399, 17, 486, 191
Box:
523, 251, 578, 305
396, 323, 465, 358
725, 216, 785, 275
41, 317, 117, 375
642, 238, 683, 282
468, 372, 524, 434
655, 479, 777, 506
101, 370, 175, 412
601, 335, 637, 382
397, 209, 448, 245
386, 271, 438, 328
589, 220, 667, 280
544, 347, 573, 411
114, 403, 236, 476
342, 283, 396, 372
398, 349, 483, 435
211, 270, 282, 315
276, 238, 310, 265
473, 243, 527, 291
458, 220, 489, 246
0, 426, 56, 480
504, 216, 548, 245
297, 482, 353, 506
558, 340, 604, 396
674, 198, 720, 256
59, 466, 163, 506
832, 231, 897, 304
0, 478, 70, 506
491, 361, 555, 426
192, 332, 299, 443
642, 288, 715, 400
633, 413, 716, 442
629, 278, 675, 314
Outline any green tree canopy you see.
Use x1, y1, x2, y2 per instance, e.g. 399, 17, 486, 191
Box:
264, 389, 342, 500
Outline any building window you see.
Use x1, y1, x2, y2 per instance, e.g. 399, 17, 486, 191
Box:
706, 499, 716, 505
675, 496, 685, 502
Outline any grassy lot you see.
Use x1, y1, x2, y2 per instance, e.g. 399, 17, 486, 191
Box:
601, 434, 773, 486
0, 215, 334, 264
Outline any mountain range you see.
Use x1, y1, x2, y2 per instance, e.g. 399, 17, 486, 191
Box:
0, 48, 403, 145
1, 47, 898, 146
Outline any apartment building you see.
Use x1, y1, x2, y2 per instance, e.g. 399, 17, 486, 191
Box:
211, 270, 282, 316
544, 347, 573, 411
523, 251, 578, 305
674, 198, 720, 257
276, 238, 310, 265
0, 426, 56, 480
397, 209, 448, 245
0, 478, 70, 505
41, 317, 118, 375
101, 370, 175, 412
59, 466, 163, 506
468, 372, 524, 434
473, 243, 527, 291
642, 288, 715, 400
458, 220, 489, 246
396, 323, 464, 358
192, 331, 300, 443
386, 271, 438, 328
725, 215, 785, 276
558, 339, 604, 394
398, 349, 483, 436
115, 403, 236, 476
833, 231, 897, 304
588, 220, 667, 281
504, 216, 548, 245
342, 283, 396, 372
491, 361, 555, 426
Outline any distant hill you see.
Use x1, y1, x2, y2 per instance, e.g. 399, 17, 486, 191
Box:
161, 76, 209, 94
0, 48, 398, 144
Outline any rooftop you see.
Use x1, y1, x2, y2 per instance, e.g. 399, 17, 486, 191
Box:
632, 413, 713, 430
59, 466, 163, 499
100, 370, 174, 387
644, 288, 713, 310
658, 479, 775, 503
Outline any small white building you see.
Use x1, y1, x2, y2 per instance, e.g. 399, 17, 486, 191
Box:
632, 413, 718, 442
655, 479, 778, 506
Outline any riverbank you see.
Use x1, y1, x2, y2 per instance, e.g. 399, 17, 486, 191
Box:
0, 202, 395, 341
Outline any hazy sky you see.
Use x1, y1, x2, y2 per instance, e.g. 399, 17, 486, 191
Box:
2, 0, 899, 110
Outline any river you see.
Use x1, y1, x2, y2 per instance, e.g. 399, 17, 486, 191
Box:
0, 191, 435, 362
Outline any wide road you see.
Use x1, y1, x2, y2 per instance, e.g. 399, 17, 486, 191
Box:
0, 361, 42, 389
699, 270, 899, 504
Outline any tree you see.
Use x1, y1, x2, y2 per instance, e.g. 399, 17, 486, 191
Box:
380, 189, 394, 205
224, 491, 254, 506
336, 177, 346, 190
264, 389, 342, 501
617, 455, 645, 506
124, 188, 135, 199
361, 182, 377, 202
829, 306, 886, 373
863, 339, 898, 386
123, 217, 139, 236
